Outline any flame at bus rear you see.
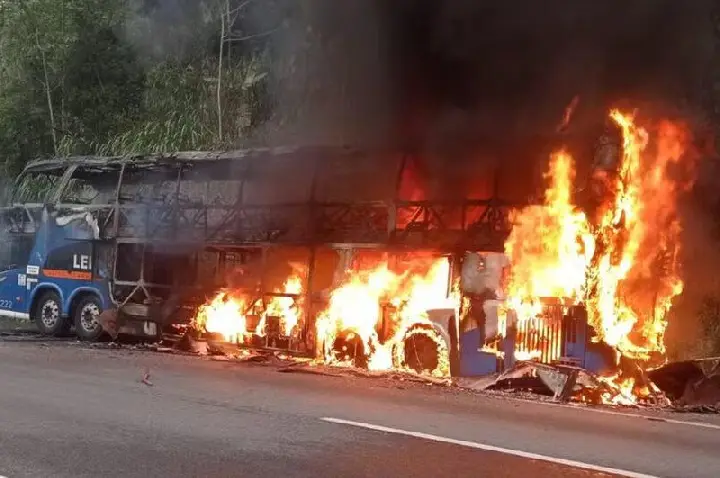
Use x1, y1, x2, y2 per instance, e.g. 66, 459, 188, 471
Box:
586, 110, 693, 359
504, 150, 594, 330
503, 109, 696, 402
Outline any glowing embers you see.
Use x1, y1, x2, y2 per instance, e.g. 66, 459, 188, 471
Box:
393, 324, 450, 378
324, 322, 450, 377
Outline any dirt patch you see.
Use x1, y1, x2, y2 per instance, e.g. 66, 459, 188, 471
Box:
0, 317, 38, 334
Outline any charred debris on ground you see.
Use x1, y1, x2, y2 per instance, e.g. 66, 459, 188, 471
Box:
5, 326, 712, 413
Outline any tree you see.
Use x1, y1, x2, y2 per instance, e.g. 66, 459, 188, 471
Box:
0, 0, 274, 172
0, 0, 141, 171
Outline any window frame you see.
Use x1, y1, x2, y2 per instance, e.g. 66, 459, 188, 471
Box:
10, 166, 70, 207
55, 164, 122, 208
0, 232, 35, 272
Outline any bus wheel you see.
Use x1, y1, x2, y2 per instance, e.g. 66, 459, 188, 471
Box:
73, 296, 104, 342
34, 290, 70, 336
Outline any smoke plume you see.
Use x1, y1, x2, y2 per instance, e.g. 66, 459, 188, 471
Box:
122, 0, 715, 153
264, 1, 714, 150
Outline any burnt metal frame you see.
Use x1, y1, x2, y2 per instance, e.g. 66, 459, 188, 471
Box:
10, 151, 514, 253
11, 148, 515, 259
91, 151, 514, 251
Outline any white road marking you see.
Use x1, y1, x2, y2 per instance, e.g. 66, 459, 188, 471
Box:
321, 417, 659, 478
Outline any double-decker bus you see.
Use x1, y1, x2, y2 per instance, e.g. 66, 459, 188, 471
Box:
1, 147, 510, 350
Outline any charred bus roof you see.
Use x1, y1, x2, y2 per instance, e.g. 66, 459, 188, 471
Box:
21, 143, 547, 205
15, 145, 540, 251
22, 146, 367, 173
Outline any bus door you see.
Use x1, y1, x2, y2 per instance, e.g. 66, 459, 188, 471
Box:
0, 231, 35, 317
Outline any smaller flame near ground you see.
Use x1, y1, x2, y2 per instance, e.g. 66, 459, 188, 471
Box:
256, 275, 304, 337
195, 292, 247, 343
194, 259, 455, 378
195, 274, 304, 342
504, 109, 696, 404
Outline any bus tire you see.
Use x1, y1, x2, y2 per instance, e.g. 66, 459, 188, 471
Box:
33, 290, 70, 337
73, 295, 104, 342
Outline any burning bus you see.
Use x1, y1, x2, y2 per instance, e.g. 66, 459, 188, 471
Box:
0, 109, 697, 396
0, 145, 515, 370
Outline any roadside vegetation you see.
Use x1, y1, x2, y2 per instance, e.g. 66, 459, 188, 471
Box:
0, 0, 281, 176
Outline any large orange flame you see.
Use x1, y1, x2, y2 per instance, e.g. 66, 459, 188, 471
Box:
504, 109, 696, 402
505, 150, 594, 305
587, 110, 693, 359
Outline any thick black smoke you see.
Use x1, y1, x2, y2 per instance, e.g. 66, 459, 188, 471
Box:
253, 0, 715, 207
125, 1, 715, 154
264, 1, 713, 149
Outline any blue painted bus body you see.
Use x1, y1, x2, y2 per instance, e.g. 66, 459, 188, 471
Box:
0, 206, 111, 323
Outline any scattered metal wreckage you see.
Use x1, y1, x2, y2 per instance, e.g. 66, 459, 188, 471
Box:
74, 323, 714, 412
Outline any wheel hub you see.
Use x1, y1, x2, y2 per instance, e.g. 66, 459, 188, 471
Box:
41, 301, 60, 328
80, 303, 100, 332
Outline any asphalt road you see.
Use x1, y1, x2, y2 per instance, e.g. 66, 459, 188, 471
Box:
0, 340, 719, 478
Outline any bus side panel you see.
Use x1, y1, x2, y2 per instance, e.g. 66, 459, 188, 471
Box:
26, 209, 112, 317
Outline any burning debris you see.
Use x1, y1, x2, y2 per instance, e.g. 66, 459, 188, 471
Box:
465, 359, 670, 407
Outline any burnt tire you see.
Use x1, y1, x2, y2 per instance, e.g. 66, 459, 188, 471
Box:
33, 290, 70, 336
73, 295, 104, 342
